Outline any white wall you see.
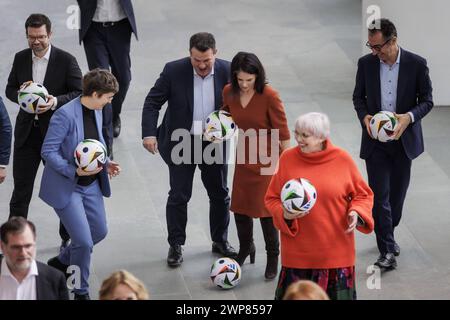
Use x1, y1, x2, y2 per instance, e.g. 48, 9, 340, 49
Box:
362, 0, 450, 106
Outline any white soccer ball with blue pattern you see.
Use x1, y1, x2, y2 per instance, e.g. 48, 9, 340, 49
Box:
74, 139, 107, 172
369, 111, 398, 143
210, 257, 241, 289
17, 82, 49, 114
281, 178, 317, 215
203, 110, 237, 143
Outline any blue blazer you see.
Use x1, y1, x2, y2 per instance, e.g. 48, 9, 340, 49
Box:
141, 58, 230, 164
0, 96, 12, 166
353, 49, 433, 160
39, 97, 111, 209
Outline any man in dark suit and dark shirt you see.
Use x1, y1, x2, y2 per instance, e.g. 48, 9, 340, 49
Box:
0, 217, 69, 300
5, 14, 82, 249
353, 18, 433, 269
0, 97, 12, 184
77, 0, 138, 157
142, 32, 237, 267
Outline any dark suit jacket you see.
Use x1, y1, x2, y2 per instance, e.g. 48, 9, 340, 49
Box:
0, 256, 69, 300
0, 96, 12, 165
5, 46, 82, 149
353, 48, 433, 160
142, 58, 230, 164
77, 0, 138, 43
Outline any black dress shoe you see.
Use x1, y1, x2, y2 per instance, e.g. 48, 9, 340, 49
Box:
212, 241, 238, 258
394, 242, 400, 257
375, 253, 397, 269
60, 239, 70, 253
113, 116, 121, 138
167, 245, 183, 267
74, 293, 91, 300
47, 256, 69, 278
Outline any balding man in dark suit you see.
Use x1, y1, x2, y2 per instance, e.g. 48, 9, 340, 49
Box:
142, 33, 237, 267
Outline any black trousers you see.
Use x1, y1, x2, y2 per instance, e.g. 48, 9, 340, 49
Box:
365, 141, 411, 255
166, 139, 231, 246
9, 122, 69, 241
83, 19, 132, 152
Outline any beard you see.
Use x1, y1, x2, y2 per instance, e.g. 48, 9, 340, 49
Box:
31, 43, 48, 54
6, 255, 33, 272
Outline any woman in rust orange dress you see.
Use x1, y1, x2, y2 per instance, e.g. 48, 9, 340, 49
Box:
222, 52, 290, 279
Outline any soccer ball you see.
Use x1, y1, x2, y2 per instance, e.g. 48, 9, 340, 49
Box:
17, 82, 49, 114
369, 111, 398, 142
281, 178, 317, 215
74, 139, 107, 172
203, 110, 237, 142
210, 257, 241, 289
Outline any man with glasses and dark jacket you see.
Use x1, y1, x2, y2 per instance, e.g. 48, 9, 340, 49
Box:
353, 18, 433, 270
5, 13, 82, 251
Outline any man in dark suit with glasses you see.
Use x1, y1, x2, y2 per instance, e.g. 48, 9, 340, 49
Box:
353, 18, 433, 270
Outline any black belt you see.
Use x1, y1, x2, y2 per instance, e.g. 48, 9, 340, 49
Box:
92, 18, 127, 28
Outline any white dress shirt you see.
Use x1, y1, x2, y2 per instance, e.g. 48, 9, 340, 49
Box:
32, 45, 56, 116
32, 44, 51, 86
379, 47, 414, 123
93, 0, 127, 22
0, 258, 38, 300
191, 67, 215, 135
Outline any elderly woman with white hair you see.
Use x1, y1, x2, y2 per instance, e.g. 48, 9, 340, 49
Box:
265, 112, 374, 300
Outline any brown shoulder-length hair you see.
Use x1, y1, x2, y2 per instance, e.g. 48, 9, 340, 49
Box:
230, 51, 267, 95
99, 270, 149, 300
82, 68, 119, 97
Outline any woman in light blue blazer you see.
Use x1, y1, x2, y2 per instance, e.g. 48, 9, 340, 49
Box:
39, 69, 121, 300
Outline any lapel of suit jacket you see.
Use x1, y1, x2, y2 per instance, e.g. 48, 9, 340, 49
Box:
120, 0, 130, 22
42, 46, 56, 88
94, 109, 106, 146
35, 263, 44, 300
75, 97, 85, 144
185, 60, 194, 115
371, 57, 382, 112
25, 49, 33, 82
213, 61, 221, 110
35, 262, 54, 300
396, 48, 408, 113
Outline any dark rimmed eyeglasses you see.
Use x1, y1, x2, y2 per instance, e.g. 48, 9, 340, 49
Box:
27, 35, 48, 42
365, 37, 393, 52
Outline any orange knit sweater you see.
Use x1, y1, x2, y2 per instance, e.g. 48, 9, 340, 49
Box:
265, 140, 374, 269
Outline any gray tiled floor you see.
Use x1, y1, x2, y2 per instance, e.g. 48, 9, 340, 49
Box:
1, 0, 450, 300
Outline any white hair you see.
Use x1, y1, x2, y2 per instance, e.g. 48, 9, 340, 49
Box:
294, 112, 330, 139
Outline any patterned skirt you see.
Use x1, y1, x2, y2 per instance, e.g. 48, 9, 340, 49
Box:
274, 266, 356, 300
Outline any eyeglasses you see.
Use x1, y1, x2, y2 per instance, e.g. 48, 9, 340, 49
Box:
365, 37, 393, 52
27, 35, 48, 42
292, 130, 311, 139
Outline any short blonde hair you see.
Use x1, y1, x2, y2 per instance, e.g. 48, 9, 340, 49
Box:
295, 112, 330, 140
99, 270, 149, 300
283, 280, 330, 300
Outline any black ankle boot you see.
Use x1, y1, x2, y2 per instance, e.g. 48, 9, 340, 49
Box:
265, 254, 278, 280
260, 217, 280, 280
236, 242, 256, 266
234, 213, 255, 266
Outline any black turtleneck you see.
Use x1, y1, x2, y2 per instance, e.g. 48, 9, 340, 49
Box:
77, 104, 100, 186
